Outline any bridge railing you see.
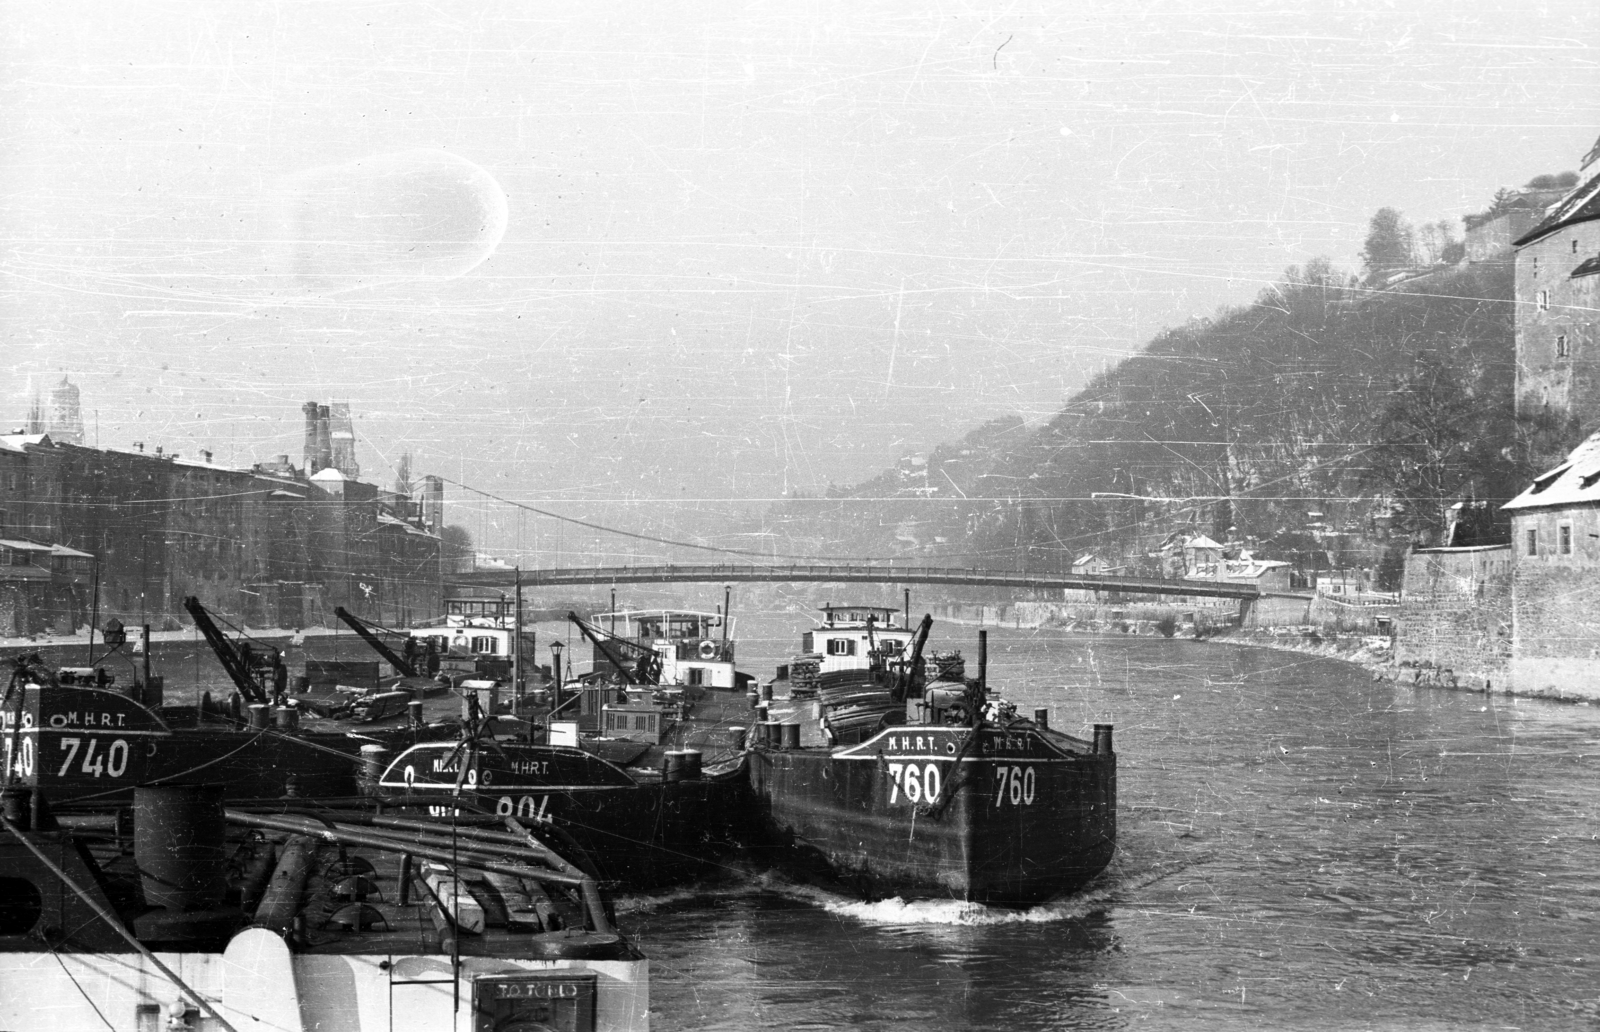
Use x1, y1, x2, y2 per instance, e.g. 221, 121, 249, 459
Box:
446, 562, 1292, 600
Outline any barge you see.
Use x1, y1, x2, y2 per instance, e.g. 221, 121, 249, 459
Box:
747, 609, 1116, 906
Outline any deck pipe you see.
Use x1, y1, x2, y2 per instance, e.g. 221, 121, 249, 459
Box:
247, 704, 268, 730
1093, 724, 1114, 755
408, 698, 424, 726
274, 704, 299, 730
252, 835, 314, 936
978, 630, 987, 694
781, 722, 801, 750
728, 726, 747, 752
227, 811, 588, 890
1034, 707, 1049, 729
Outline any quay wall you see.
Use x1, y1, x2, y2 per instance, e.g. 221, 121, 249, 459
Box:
1392, 546, 1513, 690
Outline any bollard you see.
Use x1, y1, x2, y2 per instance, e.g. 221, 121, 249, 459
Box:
781, 722, 801, 750
747, 690, 760, 710
680, 749, 702, 779
408, 699, 424, 727
756, 701, 770, 725
728, 726, 747, 752
275, 703, 300, 731
1093, 723, 1114, 755
759, 682, 773, 703
1034, 707, 1049, 729
359, 744, 389, 795
248, 704, 269, 730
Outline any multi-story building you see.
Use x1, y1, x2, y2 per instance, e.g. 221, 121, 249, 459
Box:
1513, 136, 1600, 423
0, 402, 443, 635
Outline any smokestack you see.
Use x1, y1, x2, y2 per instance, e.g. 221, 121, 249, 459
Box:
302, 401, 321, 474
316, 404, 333, 473
422, 475, 444, 533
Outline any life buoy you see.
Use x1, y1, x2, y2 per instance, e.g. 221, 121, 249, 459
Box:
698, 639, 718, 660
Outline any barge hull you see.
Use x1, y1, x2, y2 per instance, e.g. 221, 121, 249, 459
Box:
749, 725, 1115, 906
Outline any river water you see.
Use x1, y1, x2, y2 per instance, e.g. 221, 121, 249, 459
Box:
625, 612, 1600, 1031
13, 612, 1598, 1028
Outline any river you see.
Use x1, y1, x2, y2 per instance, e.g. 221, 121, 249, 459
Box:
11, 610, 1597, 1028
625, 611, 1600, 1031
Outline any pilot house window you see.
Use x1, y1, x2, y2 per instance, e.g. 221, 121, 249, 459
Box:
826, 638, 857, 657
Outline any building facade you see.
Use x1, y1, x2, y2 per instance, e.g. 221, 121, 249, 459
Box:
1513, 136, 1600, 423
1502, 431, 1600, 699
0, 402, 443, 635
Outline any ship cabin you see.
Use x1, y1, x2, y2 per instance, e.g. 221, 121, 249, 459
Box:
591, 609, 738, 690
406, 597, 533, 682
806, 604, 915, 674
600, 686, 676, 744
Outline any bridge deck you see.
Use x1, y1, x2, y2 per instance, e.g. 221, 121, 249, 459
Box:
447, 564, 1309, 601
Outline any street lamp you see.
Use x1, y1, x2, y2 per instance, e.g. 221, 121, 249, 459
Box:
549, 640, 565, 714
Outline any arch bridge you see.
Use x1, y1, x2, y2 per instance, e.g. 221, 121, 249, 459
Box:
447, 563, 1309, 601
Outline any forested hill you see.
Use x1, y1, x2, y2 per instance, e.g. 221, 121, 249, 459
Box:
761, 259, 1570, 580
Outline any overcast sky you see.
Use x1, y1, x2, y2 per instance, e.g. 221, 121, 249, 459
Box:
4, 0, 1596, 561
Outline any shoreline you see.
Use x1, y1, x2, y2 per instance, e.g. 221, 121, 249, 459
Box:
940, 612, 1595, 706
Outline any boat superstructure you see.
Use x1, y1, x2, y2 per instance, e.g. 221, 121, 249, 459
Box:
589, 609, 743, 691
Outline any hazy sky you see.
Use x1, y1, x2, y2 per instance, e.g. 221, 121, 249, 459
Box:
4, 0, 1596, 560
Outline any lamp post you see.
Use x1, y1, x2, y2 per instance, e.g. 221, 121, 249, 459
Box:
549, 640, 565, 714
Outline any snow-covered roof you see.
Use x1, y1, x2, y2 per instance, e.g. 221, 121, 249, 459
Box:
0, 433, 50, 453
1184, 534, 1223, 550
1503, 432, 1600, 511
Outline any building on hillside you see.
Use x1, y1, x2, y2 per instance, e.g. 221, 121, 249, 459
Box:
1181, 534, 1223, 574
1185, 556, 1292, 593
1513, 133, 1600, 423
1465, 187, 1572, 264
1502, 430, 1600, 698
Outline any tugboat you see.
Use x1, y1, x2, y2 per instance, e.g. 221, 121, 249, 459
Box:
747, 609, 1116, 907
0, 784, 648, 1031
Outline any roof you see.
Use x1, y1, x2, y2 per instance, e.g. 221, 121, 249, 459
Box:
1184, 534, 1223, 549
0, 539, 53, 553
1503, 431, 1600, 511
310, 467, 347, 482
0, 433, 50, 453
375, 511, 440, 538
1572, 256, 1600, 280
49, 544, 94, 559
1513, 167, 1600, 247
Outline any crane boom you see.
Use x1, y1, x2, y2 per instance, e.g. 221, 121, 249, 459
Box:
181, 596, 267, 704
333, 607, 419, 677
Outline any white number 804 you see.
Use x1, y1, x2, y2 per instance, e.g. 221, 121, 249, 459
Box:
887, 762, 941, 805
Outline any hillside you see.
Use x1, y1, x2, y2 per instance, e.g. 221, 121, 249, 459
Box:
759, 259, 1569, 585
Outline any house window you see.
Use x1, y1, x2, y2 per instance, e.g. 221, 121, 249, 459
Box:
1575, 240, 1581, 254
826, 638, 856, 656
1527, 528, 1539, 556
1558, 334, 1570, 358
1537, 290, 1550, 311
1560, 523, 1573, 555
687, 667, 706, 686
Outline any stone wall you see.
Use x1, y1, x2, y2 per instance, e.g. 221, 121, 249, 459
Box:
1509, 505, 1600, 699
1396, 546, 1512, 689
